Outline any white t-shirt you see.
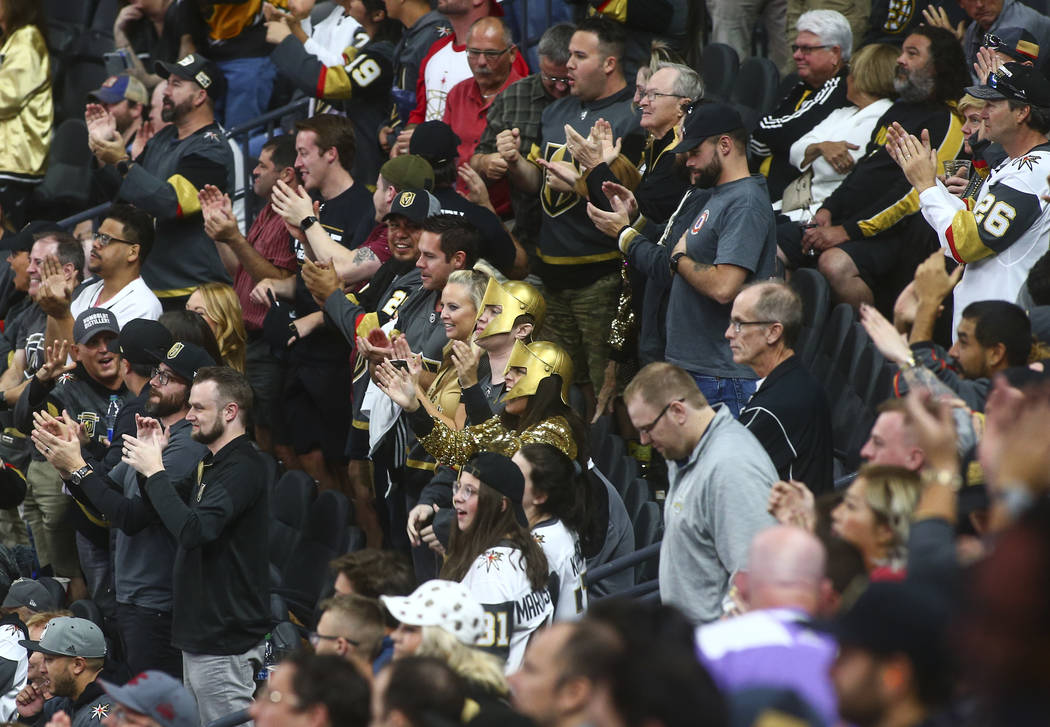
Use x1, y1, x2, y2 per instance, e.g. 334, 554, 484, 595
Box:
533, 518, 587, 621
0, 621, 27, 721
71, 277, 163, 328
460, 545, 553, 672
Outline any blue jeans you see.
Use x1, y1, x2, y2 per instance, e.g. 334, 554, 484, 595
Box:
215, 56, 277, 130
690, 374, 756, 418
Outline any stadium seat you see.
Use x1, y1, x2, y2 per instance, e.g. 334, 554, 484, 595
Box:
269, 471, 317, 571
622, 477, 647, 522
70, 599, 104, 627
789, 268, 831, 368
811, 303, 855, 384
52, 30, 112, 124
590, 415, 612, 455
32, 120, 94, 219
595, 433, 626, 481
633, 501, 663, 583
700, 43, 740, 102
278, 490, 351, 622
731, 57, 780, 131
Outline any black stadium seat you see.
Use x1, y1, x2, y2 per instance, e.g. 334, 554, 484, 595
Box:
633, 501, 663, 583
278, 490, 351, 622
701, 43, 740, 102
731, 56, 780, 131
31, 120, 93, 219
790, 268, 832, 369
269, 471, 316, 571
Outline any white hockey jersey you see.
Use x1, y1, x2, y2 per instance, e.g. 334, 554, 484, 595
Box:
461, 546, 553, 673
919, 143, 1050, 333
532, 518, 587, 621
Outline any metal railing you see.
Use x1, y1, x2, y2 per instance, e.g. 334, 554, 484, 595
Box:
585, 541, 660, 593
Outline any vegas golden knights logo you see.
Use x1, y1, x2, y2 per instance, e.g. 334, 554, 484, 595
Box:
79, 412, 99, 439
399, 191, 416, 207
167, 342, 184, 359
540, 143, 581, 218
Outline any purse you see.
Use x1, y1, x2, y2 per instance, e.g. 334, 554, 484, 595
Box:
781, 168, 814, 214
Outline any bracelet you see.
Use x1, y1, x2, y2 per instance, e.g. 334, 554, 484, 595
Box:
921, 468, 963, 492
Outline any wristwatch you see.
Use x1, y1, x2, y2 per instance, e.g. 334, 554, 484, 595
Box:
70, 465, 93, 486
299, 215, 318, 231
670, 251, 687, 276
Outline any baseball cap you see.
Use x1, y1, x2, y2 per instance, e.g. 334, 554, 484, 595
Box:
2, 220, 64, 254
983, 28, 1040, 63
2, 578, 57, 612
383, 189, 442, 225
380, 580, 486, 645
461, 451, 528, 528
74, 308, 120, 345
107, 319, 172, 366
155, 54, 226, 100
20, 616, 107, 658
670, 102, 745, 153
160, 342, 215, 382
380, 155, 435, 191
100, 671, 199, 727
89, 74, 149, 106
409, 121, 461, 166
965, 62, 1050, 106
826, 581, 951, 675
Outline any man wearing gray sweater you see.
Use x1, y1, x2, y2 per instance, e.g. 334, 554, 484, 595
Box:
624, 362, 778, 624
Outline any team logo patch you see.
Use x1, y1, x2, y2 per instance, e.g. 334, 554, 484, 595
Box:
480, 550, 503, 572
691, 210, 710, 234
1013, 154, 1042, 172
57, 372, 76, 385
79, 412, 99, 439
167, 342, 184, 359
90, 704, 110, 721
532, 532, 546, 544
399, 191, 416, 207
195, 71, 212, 88
178, 55, 196, 66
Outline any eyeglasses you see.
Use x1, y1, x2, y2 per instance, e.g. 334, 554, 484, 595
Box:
729, 319, 777, 333
466, 46, 512, 58
452, 481, 479, 499
542, 73, 571, 85
308, 631, 357, 647
791, 44, 830, 55
149, 367, 183, 386
638, 89, 688, 100
637, 398, 683, 435
92, 231, 137, 247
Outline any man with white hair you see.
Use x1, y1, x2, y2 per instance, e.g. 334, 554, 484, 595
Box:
750, 10, 852, 201
696, 526, 838, 726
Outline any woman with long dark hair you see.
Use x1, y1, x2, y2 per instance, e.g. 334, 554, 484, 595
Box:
513, 442, 588, 621
441, 451, 551, 672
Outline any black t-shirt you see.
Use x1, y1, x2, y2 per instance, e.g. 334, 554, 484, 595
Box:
125, 2, 181, 67
433, 188, 516, 275
291, 182, 375, 365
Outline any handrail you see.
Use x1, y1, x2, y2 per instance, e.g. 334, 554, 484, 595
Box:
594, 579, 659, 600
585, 541, 660, 586
223, 96, 312, 140
58, 202, 112, 229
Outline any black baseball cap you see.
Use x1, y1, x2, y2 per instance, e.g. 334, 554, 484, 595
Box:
409, 121, 461, 166
2, 220, 64, 254
983, 28, 1040, 63
966, 62, 1050, 106
461, 451, 528, 528
107, 319, 172, 366
73, 308, 120, 345
670, 102, 745, 153
383, 189, 442, 225
159, 342, 215, 382
155, 53, 226, 100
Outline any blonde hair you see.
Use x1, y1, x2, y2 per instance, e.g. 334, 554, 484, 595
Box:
193, 282, 247, 372
849, 43, 898, 99
958, 93, 987, 114
446, 269, 488, 313
24, 610, 73, 631
417, 625, 508, 696
856, 463, 923, 566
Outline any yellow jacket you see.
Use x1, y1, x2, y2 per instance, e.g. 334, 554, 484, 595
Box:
0, 26, 52, 180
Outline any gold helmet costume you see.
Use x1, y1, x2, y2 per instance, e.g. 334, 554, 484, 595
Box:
474, 278, 546, 340
503, 340, 573, 405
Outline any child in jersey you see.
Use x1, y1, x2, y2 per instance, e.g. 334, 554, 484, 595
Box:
438, 451, 552, 672
513, 443, 589, 621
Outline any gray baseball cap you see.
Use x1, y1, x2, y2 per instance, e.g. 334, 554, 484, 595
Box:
2, 578, 57, 612
100, 671, 199, 727
19, 616, 107, 658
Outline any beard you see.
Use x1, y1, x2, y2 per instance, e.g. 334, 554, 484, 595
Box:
191, 417, 224, 445
160, 96, 192, 123
47, 668, 77, 699
693, 153, 722, 189
893, 64, 936, 103
145, 385, 186, 419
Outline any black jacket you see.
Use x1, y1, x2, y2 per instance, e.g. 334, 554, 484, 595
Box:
739, 355, 833, 495
144, 434, 270, 654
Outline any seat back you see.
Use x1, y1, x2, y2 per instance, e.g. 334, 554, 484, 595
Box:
269, 471, 316, 570
633, 501, 663, 583
731, 56, 780, 119
32, 120, 93, 214
700, 43, 740, 101
790, 268, 832, 367
279, 490, 351, 622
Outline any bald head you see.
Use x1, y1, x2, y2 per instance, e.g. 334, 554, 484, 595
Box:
746, 526, 827, 613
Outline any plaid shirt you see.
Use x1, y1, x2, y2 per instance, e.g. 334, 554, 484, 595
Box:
476, 74, 556, 247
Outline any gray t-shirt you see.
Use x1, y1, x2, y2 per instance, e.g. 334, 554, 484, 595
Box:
665, 175, 777, 379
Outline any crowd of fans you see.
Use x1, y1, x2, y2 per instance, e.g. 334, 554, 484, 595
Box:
0, 0, 1045, 726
